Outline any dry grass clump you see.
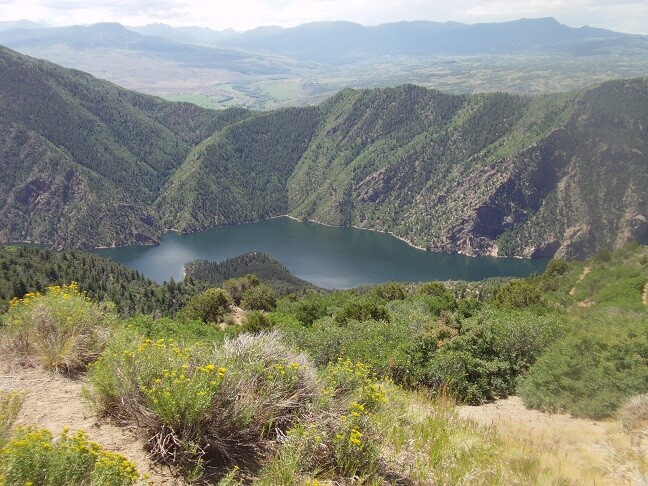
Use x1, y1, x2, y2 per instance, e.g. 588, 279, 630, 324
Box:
619, 394, 648, 434
1, 283, 113, 375
0, 391, 24, 449
87, 330, 319, 479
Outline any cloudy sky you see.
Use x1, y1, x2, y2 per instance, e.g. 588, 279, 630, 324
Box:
1, 0, 647, 34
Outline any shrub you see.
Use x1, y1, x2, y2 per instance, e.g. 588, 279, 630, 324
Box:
404, 312, 565, 403
0, 427, 139, 486
427, 293, 457, 316
335, 299, 390, 324
223, 275, 260, 306
241, 284, 277, 312
520, 317, 648, 418
180, 288, 232, 323
294, 297, 328, 326
592, 248, 613, 263
418, 282, 450, 297
241, 311, 273, 333
0, 391, 24, 450
125, 315, 225, 342
457, 297, 482, 318
493, 280, 545, 310
258, 359, 385, 483
87, 331, 318, 474
1, 283, 113, 374
543, 259, 570, 278
371, 281, 406, 301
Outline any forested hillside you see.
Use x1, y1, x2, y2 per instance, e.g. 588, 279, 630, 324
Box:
0, 45, 249, 248
1, 45, 647, 258
0, 246, 204, 316
184, 252, 320, 296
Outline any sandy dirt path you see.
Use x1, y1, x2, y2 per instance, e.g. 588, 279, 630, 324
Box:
0, 359, 178, 485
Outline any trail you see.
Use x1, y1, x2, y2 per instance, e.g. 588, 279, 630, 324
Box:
643, 280, 648, 306
569, 266, 590, 297
0, 359, 176, 485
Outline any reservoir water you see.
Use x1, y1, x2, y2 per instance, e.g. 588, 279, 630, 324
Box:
94, 217, 548, 288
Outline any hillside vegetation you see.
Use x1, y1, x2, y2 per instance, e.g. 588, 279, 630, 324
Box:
1, 45, 647, 259
1, 243, 647, 484
184, 252, 321, 296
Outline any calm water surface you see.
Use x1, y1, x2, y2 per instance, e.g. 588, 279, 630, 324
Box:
94, 218, 548, 288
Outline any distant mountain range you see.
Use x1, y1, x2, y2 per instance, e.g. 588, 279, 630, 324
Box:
0, 22, 292, 74
0, 17, 647, 110
3, 18, 646, 65
1, 45, 646, 258
216, 17, 647, 63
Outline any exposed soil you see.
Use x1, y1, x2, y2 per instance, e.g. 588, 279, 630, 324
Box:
643, 281, 648, 306
0, 358, 177, 485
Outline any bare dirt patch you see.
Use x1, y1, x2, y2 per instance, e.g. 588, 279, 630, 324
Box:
0, 358, 177, 485
459, 396, 647, 485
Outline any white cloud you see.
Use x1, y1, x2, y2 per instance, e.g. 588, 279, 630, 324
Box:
0, 0, 646, 34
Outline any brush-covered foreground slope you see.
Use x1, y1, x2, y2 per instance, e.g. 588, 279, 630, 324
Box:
158, 81, 648, 259
2, 45, 647, 258
0, 45, 249, 248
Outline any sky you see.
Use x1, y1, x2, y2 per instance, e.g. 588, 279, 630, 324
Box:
1, 0, 647, 35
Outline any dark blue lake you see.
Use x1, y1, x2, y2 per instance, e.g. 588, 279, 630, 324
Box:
94, 217, 548, 288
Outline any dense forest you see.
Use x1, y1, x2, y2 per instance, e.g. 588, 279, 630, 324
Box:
1, 45, 647, 259
0, 247, 318, 314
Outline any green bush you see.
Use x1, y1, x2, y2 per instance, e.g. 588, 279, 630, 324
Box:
520, 316, 648, 418
124, 314, 225, 342
241, 284, 277, 312
418, 282, 451, 297
335, 299, 390, 324
223, 275, 260, 306
371, 281, 406, 301
427, 293, 457, 316
294, 297, 329, 326
241, 311, 273, 333
457, 297, 482, 318
543, 259, 570, 278
180, 287, 232, 323
1, 283, 113, 374
493, 280, 546, 310
404, 312, 565, 403
0, 427, 139, 486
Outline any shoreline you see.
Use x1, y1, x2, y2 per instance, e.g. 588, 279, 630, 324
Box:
4, 216, 523, 261
282, 215, 429, 252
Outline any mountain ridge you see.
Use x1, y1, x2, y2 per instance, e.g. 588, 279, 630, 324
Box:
1, 45, 646, 259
